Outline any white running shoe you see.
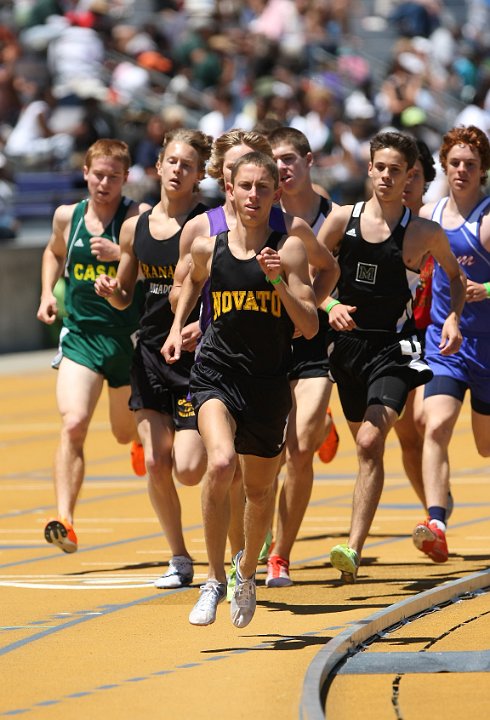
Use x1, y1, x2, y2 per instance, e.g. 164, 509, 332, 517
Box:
154, 556, 193, 589
189, 580, 226, 626
230, 551, 256, 628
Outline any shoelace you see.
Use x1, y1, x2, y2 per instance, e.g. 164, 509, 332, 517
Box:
197, 583, 223, 607
273, 558, 288, 570
166, 559, 191, 576
235, 578, 255, 606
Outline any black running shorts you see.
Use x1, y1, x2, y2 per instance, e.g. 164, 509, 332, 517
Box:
129, 341, 197, 430
190, 363, 292, 458
328, 330, 433, 422
288, 313, 330, 381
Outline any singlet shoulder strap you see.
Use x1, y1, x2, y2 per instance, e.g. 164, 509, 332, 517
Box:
431, 195, 490, 230
313, 195, 332, 224
266, 230, 285, 251
134, 207, 151, 234
206, 205, 227, 235
269, 205, 287, 233
462, 195, 490, 239
400, 206, 411, 227
431, 197, 448, 224
209, 229, 228, 272
65, 199, 88, 271
319, 195, 332, 215
467, 195, 490, 224
214, 229, 228, 246
188, 202, 208, 223
114, 196, 132, 223
103, 196, 133, 244
352, 201, 364, 218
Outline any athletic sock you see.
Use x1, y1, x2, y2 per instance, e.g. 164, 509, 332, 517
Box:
428, 506, 446, 530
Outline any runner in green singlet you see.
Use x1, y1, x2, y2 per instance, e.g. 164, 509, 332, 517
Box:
36, 139, 150, 554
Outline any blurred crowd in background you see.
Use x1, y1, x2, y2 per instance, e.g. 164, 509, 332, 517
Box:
0, 0, 489, 240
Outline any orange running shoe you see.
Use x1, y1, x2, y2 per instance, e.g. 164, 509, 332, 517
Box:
44, 518, 78, 554
317, 407, 339, 463
131, 441, 146, 476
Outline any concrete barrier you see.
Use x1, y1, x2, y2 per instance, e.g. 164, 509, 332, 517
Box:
0, 243, 53, 354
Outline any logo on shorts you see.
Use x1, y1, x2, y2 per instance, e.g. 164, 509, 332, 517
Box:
356, 262, 377, 284
177, 397, 195, 418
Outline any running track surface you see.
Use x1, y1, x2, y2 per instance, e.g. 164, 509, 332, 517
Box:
1, 351, 489, 719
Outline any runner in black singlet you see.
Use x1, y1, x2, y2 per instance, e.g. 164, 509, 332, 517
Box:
169, 129, 338, 600
265, 126, 339, 587
163, 152, 319, 629
95, 129, 213, 590
316, 130, 465, 583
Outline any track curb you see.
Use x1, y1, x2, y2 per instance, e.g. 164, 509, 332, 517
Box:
299, 567, 490, 719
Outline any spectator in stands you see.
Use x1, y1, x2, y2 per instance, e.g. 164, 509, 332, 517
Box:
454, 80, 490, 140
247, 0, 301, 53
198, 85, 253, 139
0, 25, 21, 129
390, 1, 441, 39
4, 77, 73, 169
132, 112, 167, 201
172, 14, 223, 90
250, 79, 296, 129
46, 11, 106, 103
0, 151, 17, 241
317, 89, 377, 205
71, 93, 115, 166
18, 0, 64, 29
376, 50, 425, 129
290, 83, 337, 153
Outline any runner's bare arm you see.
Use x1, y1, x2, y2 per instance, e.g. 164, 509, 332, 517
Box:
37, 204, 73, 324
169, 213, 209, 312
257, 235, 319, 340
316, 205, 358, 328
94, 215, 140, 309
162, 235, 214, 362
427, 222, 466, 355
90, 201, 150, 262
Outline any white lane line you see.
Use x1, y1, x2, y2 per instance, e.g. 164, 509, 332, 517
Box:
81, 562, 162, 567
0, 530, 46, 534
451, 547, 490, 552
0, 574, 154, 579
303, 516, 352, 522
0, 582, 153, 590
0, 482, 144, 490
0, 422, 109, 432
72, 518, 158, 524
1, 626, 55, 629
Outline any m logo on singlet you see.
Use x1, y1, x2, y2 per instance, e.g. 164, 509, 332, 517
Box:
356, 262, 377, 284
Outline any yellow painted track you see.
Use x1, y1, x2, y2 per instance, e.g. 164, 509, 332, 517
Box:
1, 351, 489, 719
